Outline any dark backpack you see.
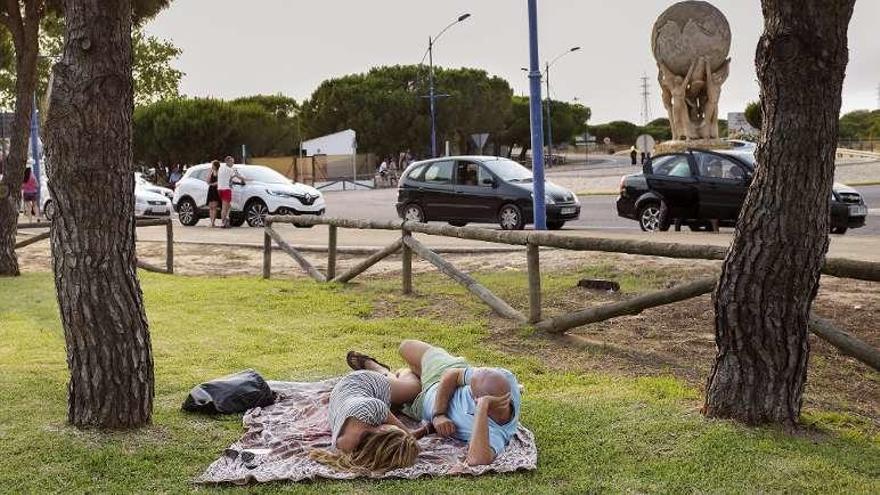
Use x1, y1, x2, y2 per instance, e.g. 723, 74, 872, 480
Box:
182, 369, 275, 414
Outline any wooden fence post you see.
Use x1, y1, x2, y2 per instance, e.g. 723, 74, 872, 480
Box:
262, 229, 272, 279
165, 218, 174, 274
402, 229, 412, 294
527, 242, 541, 323
327, 225, 337, 280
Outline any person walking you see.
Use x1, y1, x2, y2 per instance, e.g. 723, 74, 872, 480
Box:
630, 145, 638, 165
218, 156, 244, 228
207, 160, 221, 227
21, 167, 38, 222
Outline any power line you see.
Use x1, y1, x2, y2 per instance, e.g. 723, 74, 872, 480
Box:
640, 73, 652, 125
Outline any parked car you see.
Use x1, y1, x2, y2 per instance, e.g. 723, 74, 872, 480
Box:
135, 172, 174, 200
41, 178, 172, 220
173, 163, 325, 227
616, 148, 868, 234
396, 156, 580, 230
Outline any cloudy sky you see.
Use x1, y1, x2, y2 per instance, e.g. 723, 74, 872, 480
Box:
145, 0, 880, 124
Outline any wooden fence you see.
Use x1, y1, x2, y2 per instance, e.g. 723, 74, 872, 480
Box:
15, 217, 175, 275
263, 215, 880, 372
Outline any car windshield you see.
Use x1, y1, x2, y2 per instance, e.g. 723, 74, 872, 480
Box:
237, 166, 290, 184
482, 159, 533, 182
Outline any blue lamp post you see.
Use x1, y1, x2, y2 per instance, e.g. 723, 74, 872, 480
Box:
526, 0, 547, 230
425, 13, 471, 158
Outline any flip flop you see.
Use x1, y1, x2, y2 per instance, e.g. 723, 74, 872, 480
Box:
346, 351, 391, 372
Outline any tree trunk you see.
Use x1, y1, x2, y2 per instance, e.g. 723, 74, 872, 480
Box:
45, 0, 153, 428
0, 6, 40, 276
703, 0, 856, 426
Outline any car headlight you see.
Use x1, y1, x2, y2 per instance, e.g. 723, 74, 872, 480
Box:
266, 189, 294, 197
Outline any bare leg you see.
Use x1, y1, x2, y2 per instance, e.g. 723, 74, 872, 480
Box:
221, 201, 230, 226
387, 370, 421, 407
209, 201, 217, 226
398, 340, 432, 377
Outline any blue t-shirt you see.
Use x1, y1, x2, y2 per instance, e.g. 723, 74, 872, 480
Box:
421, 367, 521, 456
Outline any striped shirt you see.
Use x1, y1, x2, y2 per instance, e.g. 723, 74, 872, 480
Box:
329, 370, 391, 448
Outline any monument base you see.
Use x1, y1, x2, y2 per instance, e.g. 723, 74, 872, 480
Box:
654, 139, 730, 155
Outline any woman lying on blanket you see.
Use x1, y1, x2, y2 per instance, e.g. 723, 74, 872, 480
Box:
310, 355, 429, 474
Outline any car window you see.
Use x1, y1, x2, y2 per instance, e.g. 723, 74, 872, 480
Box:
423, 161, 454, 184
455, 162, 492, 187
190, 168, 210, 182
406, 164, 427, 181
651, 155, 692, 178
698, 154, 746, 180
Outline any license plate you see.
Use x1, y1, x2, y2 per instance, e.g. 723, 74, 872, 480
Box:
849, 205, 867, 216
561, 207, 576, 215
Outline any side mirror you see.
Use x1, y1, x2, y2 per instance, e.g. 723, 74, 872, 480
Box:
481, 177, 496, 187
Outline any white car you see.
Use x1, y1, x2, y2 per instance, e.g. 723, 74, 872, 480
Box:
172, 163, 325, 227
41, 178, 173, 220
135, 172, 174, 200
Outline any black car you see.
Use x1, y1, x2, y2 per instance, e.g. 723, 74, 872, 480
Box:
616, 149, 868, 234
396, 156, 581, 230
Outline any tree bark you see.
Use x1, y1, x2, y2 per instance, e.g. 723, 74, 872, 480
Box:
0, 1, 41, 276
704, 0, 856, 426
45, 0, 153, 428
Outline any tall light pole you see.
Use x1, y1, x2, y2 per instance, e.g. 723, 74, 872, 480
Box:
544, 46, 580, 161
424, 13, 471, 158
526, 0, 547, 230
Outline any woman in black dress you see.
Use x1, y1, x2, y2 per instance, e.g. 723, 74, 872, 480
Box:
207, 160, 221, 227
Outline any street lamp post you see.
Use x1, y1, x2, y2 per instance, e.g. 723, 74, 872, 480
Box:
425, 13, 471, 158
544, 46, 580, 163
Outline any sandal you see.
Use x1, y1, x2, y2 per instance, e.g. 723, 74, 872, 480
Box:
346, 351, 391, 372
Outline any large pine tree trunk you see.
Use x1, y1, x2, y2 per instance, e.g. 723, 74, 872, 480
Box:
0, 6, 40, 276
45, 0, 153, 428
703, 0, 856, 426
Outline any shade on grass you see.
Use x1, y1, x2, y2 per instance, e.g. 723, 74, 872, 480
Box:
0, 273, 877, 494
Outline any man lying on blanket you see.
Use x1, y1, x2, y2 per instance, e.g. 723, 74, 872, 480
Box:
347, 339, 522, 466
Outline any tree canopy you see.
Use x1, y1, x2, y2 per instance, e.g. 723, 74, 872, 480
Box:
744, 101, 763, 130
133, 95, 300, 166
0, 14, 183, 109
839, 109, 880, 140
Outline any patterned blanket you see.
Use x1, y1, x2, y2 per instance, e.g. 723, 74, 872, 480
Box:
196, 378, 538, 484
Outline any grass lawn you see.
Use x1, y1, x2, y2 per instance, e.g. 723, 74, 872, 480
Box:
1, 271, 878, 494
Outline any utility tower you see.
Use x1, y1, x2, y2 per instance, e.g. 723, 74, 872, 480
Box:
640, 73, 652, 125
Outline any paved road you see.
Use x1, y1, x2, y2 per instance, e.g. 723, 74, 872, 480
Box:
323, 171, 880, 236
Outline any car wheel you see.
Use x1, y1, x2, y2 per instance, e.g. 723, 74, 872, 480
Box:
229, 215, 246, 227
245, 200, 269, 227
831, 226, 848, 235
177, 198, 199, 226
43, 200, 55, 221
547, 220, 565, 230
499, 204, 525, 230
638, 203, 665, 232
403, 203, 426, 223
449, 221, 468, 227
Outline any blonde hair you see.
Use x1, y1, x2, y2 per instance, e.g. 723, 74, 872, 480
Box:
310, 425, 419, 474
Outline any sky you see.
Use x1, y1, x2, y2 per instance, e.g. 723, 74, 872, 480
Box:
145, 0, 880, 124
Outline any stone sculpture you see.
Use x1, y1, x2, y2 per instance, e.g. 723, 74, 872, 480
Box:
652, 1, 731, 140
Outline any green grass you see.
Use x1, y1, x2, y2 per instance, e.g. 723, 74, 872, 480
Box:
1, 272, 878, 494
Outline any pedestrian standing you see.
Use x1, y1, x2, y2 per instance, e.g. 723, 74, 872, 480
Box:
630, 145, 638, 165
207, 160, 221, 227
218, 155, 245, 228
21, 167, 38, 222
168, 164, 182, 189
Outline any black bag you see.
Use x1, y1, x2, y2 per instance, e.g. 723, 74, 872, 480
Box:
182, 369, 275, 414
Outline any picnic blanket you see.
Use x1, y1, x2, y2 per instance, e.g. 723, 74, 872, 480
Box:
196, 378, 538, 484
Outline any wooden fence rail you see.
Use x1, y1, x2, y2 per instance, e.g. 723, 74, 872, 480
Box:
262, 215, 880, 372
14, 217, 175, 274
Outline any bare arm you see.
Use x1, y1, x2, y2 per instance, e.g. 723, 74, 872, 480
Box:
430, 368, 465, 437
465, 398, 495, 466
683, 60, 697, 85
